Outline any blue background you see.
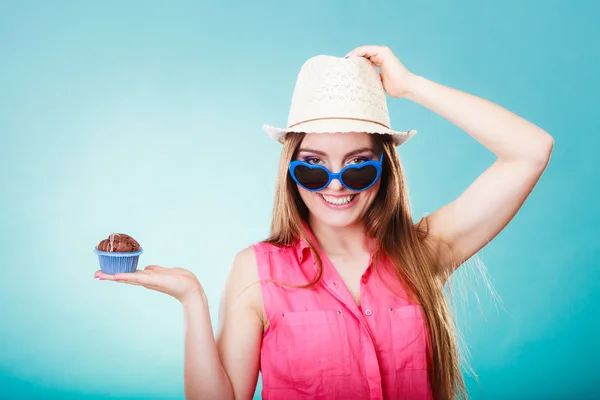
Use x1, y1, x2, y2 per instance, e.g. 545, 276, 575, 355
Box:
1, 1, 598, 399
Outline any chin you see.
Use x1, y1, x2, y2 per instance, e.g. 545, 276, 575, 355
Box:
312, 211, 361, 229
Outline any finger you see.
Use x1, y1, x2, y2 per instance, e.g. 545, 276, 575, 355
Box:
95, 270, 173, 296
94, 269, 163, 291
95, 270, 116, 280
345, 45, 380, 59
144, 265, 166, 272
115, 279, 143, 286
113, 270, 155, 285
346, 46, 388, 68
95, 270, 137, 281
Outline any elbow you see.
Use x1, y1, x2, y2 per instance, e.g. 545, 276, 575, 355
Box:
529, 132, 554, 168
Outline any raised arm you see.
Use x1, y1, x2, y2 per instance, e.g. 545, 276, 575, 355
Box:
346, 45, 554, 278
403, 74, 553, 275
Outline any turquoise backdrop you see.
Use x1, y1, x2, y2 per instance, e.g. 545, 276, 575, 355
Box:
1, 1, 598, 399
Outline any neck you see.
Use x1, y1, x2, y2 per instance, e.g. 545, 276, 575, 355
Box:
307, 216, 374, 258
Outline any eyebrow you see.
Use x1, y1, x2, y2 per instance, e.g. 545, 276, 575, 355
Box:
297, 147, 375, 158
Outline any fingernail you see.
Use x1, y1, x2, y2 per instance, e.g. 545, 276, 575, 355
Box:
99, 278, 105, 280
114, 278, 120, 282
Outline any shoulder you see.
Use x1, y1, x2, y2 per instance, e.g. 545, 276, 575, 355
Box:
233, 246, 259, 268
229, 240, 297, 277
224, 247, 260, 296
220, 247, 265, 324
250, 240, 290, 255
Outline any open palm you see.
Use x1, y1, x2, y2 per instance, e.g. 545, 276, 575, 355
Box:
95, 265, 204, 303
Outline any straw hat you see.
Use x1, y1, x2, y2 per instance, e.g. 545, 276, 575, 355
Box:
263, 55, 416, 146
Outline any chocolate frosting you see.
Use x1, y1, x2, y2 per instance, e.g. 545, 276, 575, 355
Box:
97, 233, 141, 252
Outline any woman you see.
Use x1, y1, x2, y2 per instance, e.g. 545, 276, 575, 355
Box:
95, 46, 553, 400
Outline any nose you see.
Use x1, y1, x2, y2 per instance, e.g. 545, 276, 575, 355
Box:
326, 163, 344, 191
326, 177, 344, 191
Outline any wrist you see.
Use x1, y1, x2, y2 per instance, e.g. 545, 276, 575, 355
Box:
181, 287, 207, 307
402, 73, 425, 99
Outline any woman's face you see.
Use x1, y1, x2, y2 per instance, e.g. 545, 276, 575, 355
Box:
294, 132, 382, 229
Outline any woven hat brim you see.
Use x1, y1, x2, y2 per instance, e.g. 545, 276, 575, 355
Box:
263, 119, 416, 147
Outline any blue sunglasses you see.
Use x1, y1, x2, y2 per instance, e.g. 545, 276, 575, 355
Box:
289, 154, 384, 192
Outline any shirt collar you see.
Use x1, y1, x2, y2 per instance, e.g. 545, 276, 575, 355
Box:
294, 221, 378, 264
295, 221, 313, 263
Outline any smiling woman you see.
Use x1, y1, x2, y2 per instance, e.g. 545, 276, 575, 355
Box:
289, 132, 386, 226
95, 47, 553, 400
258, 127, 439, 399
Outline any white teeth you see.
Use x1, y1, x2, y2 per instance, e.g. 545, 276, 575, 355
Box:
321, 194, 355, 205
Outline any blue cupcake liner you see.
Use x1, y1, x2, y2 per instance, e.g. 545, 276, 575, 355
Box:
95, 247, 143, 275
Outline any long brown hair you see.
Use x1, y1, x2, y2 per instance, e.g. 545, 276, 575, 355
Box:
265, 131, 468, 400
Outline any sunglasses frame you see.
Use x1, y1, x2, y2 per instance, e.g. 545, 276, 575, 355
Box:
289, 154, 384, 192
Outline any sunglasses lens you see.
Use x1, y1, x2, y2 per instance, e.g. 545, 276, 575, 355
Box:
341, 165, 378, 190
294, 165, 329, 190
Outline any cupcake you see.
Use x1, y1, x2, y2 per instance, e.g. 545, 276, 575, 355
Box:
95, 233, 143, 274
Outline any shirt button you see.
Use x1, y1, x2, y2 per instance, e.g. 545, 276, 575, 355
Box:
361, 277, 367, 284
365, 309, 372, 316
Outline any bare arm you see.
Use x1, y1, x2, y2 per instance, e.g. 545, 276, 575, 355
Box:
404, 75, 554, 274
215, 247, 264, 399
184, 247, 264, 400
345, 45, 554, 279
182, 292, 234, 399
95, 248, 264, 400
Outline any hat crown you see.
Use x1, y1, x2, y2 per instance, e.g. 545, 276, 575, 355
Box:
286, 55, 391, 129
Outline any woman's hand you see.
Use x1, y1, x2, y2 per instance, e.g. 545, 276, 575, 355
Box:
95, 265, 205, 304
345, 45, 416, 98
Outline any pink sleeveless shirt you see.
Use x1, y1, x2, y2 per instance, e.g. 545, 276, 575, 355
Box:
252, 233, 433, 400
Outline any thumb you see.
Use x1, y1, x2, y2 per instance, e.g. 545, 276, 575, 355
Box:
144, 265, 166, 272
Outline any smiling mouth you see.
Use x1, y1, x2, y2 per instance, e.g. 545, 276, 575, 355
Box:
320, 194, 356, 206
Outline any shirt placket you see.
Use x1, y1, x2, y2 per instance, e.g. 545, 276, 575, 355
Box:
322, 262, 384, 400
